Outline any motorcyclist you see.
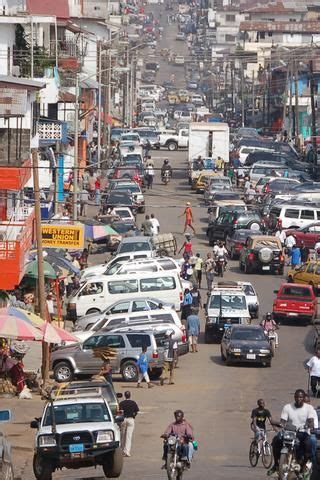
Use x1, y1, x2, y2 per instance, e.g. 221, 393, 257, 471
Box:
261, 312, 279, 347
161, 159, 172, 180
161, 410, 194, 469
268, 389, 314, 477
213, 241, 228, 261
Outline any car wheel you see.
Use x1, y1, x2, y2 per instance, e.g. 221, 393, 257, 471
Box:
53, 361, 74, 383
149, 368, 163, 380
33, 454, 53, 480
220, 349, 226, 361
86, 308, 100, 315
205, 331, 212, 344
225, 355, 232, 366
121, 360, 138, 382
167, 141, 178, 151
102, 447, 123, 478
265, 360, 272, 368
244, 262, 251, 274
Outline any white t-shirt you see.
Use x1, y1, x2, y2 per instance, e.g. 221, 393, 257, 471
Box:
308, 404, 319, 429
307, 355, 320, 376
281, 402, 316, 430
150, 218, 160, 235
315, 242, 320, 252
276, 230, 286, 244
285, 235, 296, 248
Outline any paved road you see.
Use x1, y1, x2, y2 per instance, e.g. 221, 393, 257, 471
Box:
6, 5, 318, 480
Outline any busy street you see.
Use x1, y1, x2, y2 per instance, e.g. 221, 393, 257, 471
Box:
0, 1, 320, 480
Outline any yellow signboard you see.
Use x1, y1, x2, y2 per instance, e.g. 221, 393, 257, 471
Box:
41, 225, 84, 249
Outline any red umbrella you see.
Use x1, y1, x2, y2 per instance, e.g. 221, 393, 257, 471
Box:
0, 315, 42, 340
39, 323, 79, 345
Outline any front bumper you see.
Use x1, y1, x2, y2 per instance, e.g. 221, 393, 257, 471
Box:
227, 352, 272, 364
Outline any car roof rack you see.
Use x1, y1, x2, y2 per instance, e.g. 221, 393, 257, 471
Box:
51, 385, 105, 401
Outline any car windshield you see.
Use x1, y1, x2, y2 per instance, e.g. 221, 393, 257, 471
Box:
115, 184, 139, 193
119, 241, 151, 253
231, 329, 265, 341
43, 403, 110, 426
209, 294, 246, 311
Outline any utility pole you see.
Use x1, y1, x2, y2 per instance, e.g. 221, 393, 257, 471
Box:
288, 60, 293, 140
97, 41, 102, 169
282, 62, 290, 131
267, 63, 271, 128
126, 46, 130, 126
241, 61, 245, 127
32, 148, 49, 383
231, 63, 234, 115
252, 70, 255, 127
310, 59, 317, 167
294, 60, 300, 147
73, 73, 79, 221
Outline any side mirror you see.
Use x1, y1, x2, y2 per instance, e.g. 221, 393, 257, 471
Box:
0, 409, 11, 423
207, 208, 212, 213
116, 392, 123, 399
273, 290, 278, 294
30, 419, 39, 429
115, 415, 124, 424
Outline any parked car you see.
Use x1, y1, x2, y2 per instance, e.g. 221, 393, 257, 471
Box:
272, 283, 317, 324
226, 229, 264, 259
287, 260, 320, 294
220, 325, 272, 367
51, 330, 165, 383
116, 236, 154, 256
284, 222, 320, 248
239, 235, 285, 275
206, 211, 262, 246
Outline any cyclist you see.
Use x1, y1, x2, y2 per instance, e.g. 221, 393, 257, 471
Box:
251, 399, 274, 442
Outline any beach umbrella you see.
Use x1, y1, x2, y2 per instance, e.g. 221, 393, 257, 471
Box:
84, 224, 118, 241
24, 260, 57, 280
0, 307, 45, 326
0, 314, 42, 340
39, 322, 79, 345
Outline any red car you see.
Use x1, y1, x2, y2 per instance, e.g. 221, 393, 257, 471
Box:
284, 222, 320, 248
225, 229, 264, 259
272, 283, 317, 324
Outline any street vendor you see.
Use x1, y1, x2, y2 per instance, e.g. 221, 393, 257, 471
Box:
0, 339, 27, 394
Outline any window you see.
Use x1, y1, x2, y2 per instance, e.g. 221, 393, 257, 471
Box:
259, 32, 266, 40
43, 403, 110, 426
284, 209, 299, 219
103, 335, 126, 348
225, 34, 236, 42
127, 334, 151, 348
109, 302, 130, 314
140, 276, 176, 292
306, 263, 315, 274
80, 282, 103, 296
300, 210, 315, 221
108, 279, 138, 294
132, 300, 148, 312
226, 14, 236, 22
105, 318, 126, 328
157, 259, 176, 270
122, 264, 157, 274
148, 300, 161, 310
151, 313, 174, 323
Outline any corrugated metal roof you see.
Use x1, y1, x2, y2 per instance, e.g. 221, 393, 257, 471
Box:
26, 0, 69, 19
241, 0, 307, 14
240, 20, 320, 32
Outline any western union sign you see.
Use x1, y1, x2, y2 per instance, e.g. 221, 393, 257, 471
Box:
41, 225, 84, 249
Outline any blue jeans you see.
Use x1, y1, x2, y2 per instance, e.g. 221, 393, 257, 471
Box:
310, 434, 317, 465
95, 189, 101, 204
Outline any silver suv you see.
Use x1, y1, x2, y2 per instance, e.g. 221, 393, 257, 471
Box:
51, 330, 165, 383
31, 388, 123, 479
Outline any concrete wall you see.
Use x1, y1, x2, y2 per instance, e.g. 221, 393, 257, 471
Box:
0, 23, 15, 75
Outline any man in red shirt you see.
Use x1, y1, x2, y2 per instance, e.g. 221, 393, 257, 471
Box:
161, 410, 194, 468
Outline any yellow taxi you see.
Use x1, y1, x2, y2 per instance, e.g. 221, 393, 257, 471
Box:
287, 260, 320, 292
178, 89, 190, 103
193, 171, 220, 192
167, 91, 180, 105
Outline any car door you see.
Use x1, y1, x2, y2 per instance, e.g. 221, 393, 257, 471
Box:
74, 335, 106, 373
76, 281, 105, 316
303, 223, 320, 248
294, 262, 315, 285
99, 334, 126, 373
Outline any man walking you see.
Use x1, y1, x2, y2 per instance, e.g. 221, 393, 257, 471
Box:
194, 253, 203, 288
141, 215, 153, 236
306, 349, 320, 397
187, 308, 200, 353
137, 346, 153, 388
119, 391, 139, 457
150, 213, 160, 235
204, 253, 215, 290
160, 330, 176, 386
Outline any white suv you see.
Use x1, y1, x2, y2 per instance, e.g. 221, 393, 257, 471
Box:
31, 389, 123, 479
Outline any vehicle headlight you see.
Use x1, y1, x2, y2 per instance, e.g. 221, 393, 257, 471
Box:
230, 347, 241, 353
38, 435, 57, 447
260, 349, 270, 354
96, 430, 114, 444
207, 317, 217, 324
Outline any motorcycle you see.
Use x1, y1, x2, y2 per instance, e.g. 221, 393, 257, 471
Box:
165, 435, 189, 480
162, 170, 171, 185
215, 255, 225, 278
264, 330, 278, 357
278, 427, 312, 480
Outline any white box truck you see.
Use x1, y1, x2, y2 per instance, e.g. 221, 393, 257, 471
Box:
188, 122, 230, 184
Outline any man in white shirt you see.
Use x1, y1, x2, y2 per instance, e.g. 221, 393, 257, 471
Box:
285, 233, 296, 264
150, 213, 160, 235
268, 389, 314, 476
275, 227, 286, 247
306, 349, 320, 397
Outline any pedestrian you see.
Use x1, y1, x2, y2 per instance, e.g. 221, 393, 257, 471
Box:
46, 292, 54, 321
80, 188, 88, 216
150, 213, 160, 235
119, 391, 139, 457
79, 248, 89, 270
194, 253, 203, 288
160, 330, 176, 385
300, 241, 309, 263
180, 256, 192, 281
181, 288, 193, 322
204, 252, 215, 290
141, 215, 153, 236
187, 308, 200, 353
178, 233, 193, 256
275, 226, 286, 247
95, 176, 101, 205
291, 244, 301, 267
190, 284, 202, 314
146, 164, 154, 189
179, 202, 196, 234
306, 349, 320, 397
285, 233, 296, 264
99, 358, 113, 385
136, 346, 153, 388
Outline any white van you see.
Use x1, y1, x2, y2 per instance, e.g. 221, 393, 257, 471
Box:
269, 203, 320, 229
82, 251, 153, 279
67, 271, 184, 319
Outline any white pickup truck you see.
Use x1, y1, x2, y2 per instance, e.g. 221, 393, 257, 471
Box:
159, 129, 189, 151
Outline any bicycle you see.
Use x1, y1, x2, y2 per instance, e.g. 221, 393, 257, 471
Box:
249, 429, 273, 469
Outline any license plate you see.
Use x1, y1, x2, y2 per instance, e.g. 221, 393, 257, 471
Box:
262, 266, 270, 271
246, 354, 256, 360
69, 444, 84, 453
288, 312, 298, 316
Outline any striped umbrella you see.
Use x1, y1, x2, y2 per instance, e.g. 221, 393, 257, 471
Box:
39, 323, 79, 345
0, 307, 45, 326
0, 315, 43, 340
84, 224, 118, 241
